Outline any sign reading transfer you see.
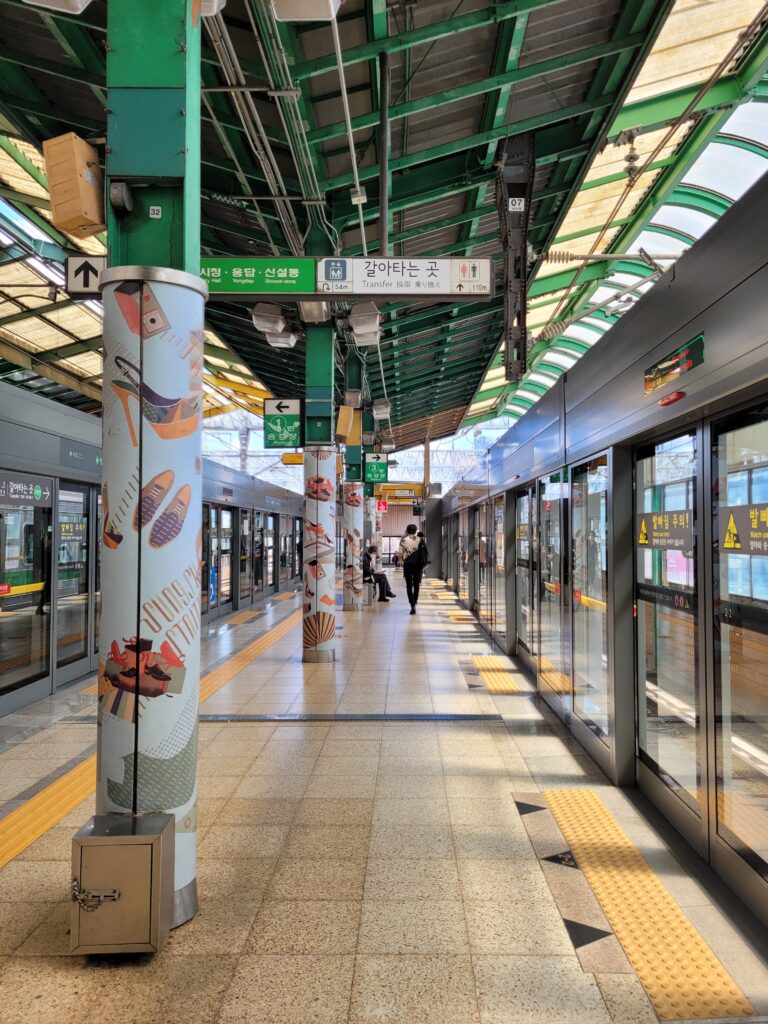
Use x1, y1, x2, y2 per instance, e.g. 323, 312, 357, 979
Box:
317, 257, 493, 298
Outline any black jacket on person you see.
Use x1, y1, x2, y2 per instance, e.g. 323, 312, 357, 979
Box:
362, 551, 374, 580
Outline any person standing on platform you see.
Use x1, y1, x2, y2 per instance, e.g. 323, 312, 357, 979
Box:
399, 524, 430, 615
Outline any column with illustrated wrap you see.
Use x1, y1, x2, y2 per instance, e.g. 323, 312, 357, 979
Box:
97, 268, 206, 927
343, 481, 364, 610
303, 446, 337, 661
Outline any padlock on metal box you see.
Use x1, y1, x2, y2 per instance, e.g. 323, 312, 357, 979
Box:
70, 813, 174, 955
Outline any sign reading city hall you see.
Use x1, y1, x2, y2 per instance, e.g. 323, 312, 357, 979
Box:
200, 257, 494, 299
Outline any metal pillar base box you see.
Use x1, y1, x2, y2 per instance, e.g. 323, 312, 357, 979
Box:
70, 813, 175, 955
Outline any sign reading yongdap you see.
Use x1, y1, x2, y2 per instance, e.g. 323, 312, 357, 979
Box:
317, 258, 493, 298
637, 510, 693, 550
264, 399, 302, 449
201, 258, 315, 295
365, 454, 388, 483
720, 504, 768, 554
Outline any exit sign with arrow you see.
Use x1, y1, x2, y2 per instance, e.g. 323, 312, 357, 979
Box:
365, 453, 389, 483
66, 255, 107, 298
264, 398, 302, 449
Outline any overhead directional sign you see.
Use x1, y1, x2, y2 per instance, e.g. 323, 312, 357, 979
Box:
199, 256, 493, 300
201, 257, 315, 295
365, 453, 389, 483
264, 398, 302, 449
317, 257, 493, 298
0, 469, 53, 507
66, 255, 107, 298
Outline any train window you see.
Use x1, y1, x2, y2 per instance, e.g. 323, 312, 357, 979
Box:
22, 523, 34, 566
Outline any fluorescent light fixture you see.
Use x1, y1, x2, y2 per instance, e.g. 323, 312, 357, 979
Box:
22, 0, 93, 11
381, 441, 396, 452
299, 300, 331, 323
272, 0, 341, 21
372, 398, 390, 420
362, 431, 376, 446
350, 186, 368, 206
353, 330, 380, 348
251, 303, 286, 333
201, 0, 227, 13
349, 302, 379, 334
265, 331, 298, 349
344, 389, 363, 408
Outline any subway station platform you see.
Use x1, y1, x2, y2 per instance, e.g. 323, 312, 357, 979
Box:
0, 581, 767, 1024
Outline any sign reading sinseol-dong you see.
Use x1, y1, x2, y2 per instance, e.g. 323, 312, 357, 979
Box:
201, 257, 315, 295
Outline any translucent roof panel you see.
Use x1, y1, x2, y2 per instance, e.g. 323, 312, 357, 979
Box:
625, 0, 765, 103
652, 204, 717, 240
682, 142, 768, 201
723, 102, 768, 148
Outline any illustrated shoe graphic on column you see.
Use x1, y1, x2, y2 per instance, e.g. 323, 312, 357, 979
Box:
133, 470, 175, 531
149, 485, 191, 549
102, 485, 124, 550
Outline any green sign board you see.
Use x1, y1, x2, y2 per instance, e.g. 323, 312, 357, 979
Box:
365, 454, 388, 483
264, 399, 302, 449
200, 258, 315, 295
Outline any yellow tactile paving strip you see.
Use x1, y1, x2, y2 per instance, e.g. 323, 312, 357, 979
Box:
545, 789, 754, 1021
199, 609, 301, 703
227, 609, 260, 625
0, 755, 96, 870
0, 610, 303, 867
448, 612, 476, 624
272, 590, 298, 603
471, 654, 519, 694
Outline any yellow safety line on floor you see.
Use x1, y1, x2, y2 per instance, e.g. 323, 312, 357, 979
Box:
472, 654, 519, 694
0, 755, 96, 871
227, 609, 259, 625
436, 593, 458, 601
272, 590, 298, 603
448, 612, 476, 623
2, 610, 304, 868
198, 609, 302, 703
544, 789, 754, 1021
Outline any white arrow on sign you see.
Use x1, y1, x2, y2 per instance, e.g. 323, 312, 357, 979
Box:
265, 398, 301, 417
66, 255, 107, 297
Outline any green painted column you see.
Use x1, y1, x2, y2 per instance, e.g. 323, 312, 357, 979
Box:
343, 355, 364, 610
302, 226, 337, 661
97, 0, 205, 930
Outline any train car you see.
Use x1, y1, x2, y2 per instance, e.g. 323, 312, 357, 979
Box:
0, 381, 303, 714
441, 170, 768, 928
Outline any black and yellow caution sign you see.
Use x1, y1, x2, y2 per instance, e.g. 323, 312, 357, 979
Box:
723, 513, 741, 551
638, 518, 649, 546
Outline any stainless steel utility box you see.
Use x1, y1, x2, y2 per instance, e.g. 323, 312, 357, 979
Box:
70, 813, 174, 955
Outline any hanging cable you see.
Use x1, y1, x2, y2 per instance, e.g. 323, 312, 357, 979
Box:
330, 14, 368, 257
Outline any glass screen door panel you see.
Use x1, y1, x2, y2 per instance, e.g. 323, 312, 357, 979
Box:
254, 513, 264, 595
94, 488, 102, 656
635, 433, 700, 813
279, 514, 291, 583
219, 508, 233, 608
56, 482, 89, 669
516, 492, 532, 651
572, 456, 609, 741
210, 506, 220, 610
493, 497, 506, 642
294, 518, 302, 577
538, 474, 568, 697
266, 515, 276, 589
458, 509, 469, 601
201, 504, 210, 617
0, 482, 53, 694
240, 509, 253, 601
713, 409, 768, 877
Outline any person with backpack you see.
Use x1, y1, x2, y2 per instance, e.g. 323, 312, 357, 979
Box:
398, 524, 430, 614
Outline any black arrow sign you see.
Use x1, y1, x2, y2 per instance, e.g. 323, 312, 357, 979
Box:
370, 454, 382, 461
456, 283, 464, 291
73, 261, 100, 288
275, 401, 292, 412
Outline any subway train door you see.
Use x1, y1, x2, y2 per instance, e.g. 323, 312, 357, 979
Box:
54, 482, 100, 687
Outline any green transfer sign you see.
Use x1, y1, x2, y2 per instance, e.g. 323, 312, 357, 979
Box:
365, 453, 388, 483
200, 257, 315, 295
264, 399, 302, 449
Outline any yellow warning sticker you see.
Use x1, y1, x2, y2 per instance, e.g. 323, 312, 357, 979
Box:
638, 518, 649, 546
723, 512, 742, 550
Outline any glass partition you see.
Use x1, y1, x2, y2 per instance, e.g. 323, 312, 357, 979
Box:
254, 512, 264, 594
458, 508, 469, 601
572, 456, 609, 740
493, 496, 506, 641
56, 482, 89, 668
240, 508, 253, 601
266, 514, 276, 589
0, 472, 53, 693
635, 433, 700, 812
539, 473, 568, 697
220, 508, 233, 607
515, 491, 532, 651
713, 408, 768, 878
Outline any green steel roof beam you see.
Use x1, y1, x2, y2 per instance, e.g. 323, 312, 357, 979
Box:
35, 10, 106, 106
291, 0, 570, 82
307, 32, 645, 146
318, 97, 615, 192
609, 76, 743, 140
33, 335, 102, 364
665, 184, 732, 218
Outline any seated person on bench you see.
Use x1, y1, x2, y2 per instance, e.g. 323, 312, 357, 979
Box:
363, 545, 396, 603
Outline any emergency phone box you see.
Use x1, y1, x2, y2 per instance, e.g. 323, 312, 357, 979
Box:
42, 132, 105, 238
70, 813, 174, 955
